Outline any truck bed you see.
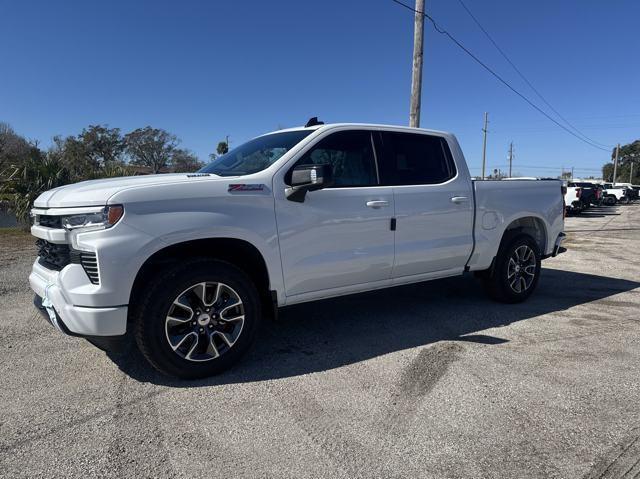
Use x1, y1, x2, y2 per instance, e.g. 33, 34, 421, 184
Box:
467, 179, 565, 271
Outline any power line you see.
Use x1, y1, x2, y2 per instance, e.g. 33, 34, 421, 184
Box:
389, 0, 612, 152
456, 0, 613, 150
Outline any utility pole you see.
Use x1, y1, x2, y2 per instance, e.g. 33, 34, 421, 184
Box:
481, 112, 489, 179
409, 0, 424, 128
508, 141, 513, 178
571, 167, 574, 180
613, 143, 620, 184
630, 162, 634, 183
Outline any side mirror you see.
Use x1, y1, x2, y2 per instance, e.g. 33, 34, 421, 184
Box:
285, 164, 334, 202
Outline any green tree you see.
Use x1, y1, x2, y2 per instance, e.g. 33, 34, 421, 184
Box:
0, 122, 41, 171
216, 141, 229, 155
79, 125, 125, 167
602, 140, 640, 183
171, 149, 204, 172
48, 135, 95, 181
124, 127, 178, 174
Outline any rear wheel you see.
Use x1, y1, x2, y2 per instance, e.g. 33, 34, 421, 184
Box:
482, 234, 541, 303
133, 259, 261, 379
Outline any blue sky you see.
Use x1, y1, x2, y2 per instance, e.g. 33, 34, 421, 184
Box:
1, 0, 638, 177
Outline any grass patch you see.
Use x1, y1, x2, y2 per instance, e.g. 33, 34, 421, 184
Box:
0, 226, 30, 237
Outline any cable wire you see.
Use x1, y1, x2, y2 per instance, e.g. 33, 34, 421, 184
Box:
390, 0, 612, 152
456, 0, 613, 149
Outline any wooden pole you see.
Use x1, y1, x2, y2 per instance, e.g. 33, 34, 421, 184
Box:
409, 0, 424, 128
481, 112, 488, 179
613, 143, 620, 184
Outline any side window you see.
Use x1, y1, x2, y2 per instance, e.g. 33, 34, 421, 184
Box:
287, 130, 378, 187
378, 132, 456, 186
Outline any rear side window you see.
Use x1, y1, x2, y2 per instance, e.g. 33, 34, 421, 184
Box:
288, 130, 378, 187
378, 132, 456, 185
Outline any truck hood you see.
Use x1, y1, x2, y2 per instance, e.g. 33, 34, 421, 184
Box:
34, 173, 220, 208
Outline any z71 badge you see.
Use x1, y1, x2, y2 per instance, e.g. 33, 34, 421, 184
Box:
228, 184, 265, 192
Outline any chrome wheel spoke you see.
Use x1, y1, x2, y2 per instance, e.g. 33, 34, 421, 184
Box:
214, 330, 235, 348
184, 334, 200, 360
220, 301, 243, 319
170, 331, 197, 352
514, 246, 523, 262
519, 277, 527, 292
523, 265, 536, 276
208, 283, 222, 307
192, 282, 207, 307
507, 258, 517, 278
171, 300, 193, 318
222, 315, 244, 324
206, 333, 220, 359
166, 315, 191, 325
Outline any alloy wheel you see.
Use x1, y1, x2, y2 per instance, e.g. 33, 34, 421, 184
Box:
507, 245, 536, 294
164, 282, 245, 362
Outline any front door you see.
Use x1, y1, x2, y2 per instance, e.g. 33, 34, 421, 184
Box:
274, 130, 395, 298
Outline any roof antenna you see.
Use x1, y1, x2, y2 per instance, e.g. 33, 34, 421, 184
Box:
305, 117, 324, 127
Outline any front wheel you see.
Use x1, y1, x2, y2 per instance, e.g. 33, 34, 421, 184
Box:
133, 259, 261, 379
482, 235, 541, 303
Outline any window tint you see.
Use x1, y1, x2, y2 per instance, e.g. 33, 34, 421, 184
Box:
288, 130, 378, 187
378, 132, 456, 185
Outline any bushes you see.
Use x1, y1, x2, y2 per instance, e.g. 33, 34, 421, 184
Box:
1, 156, 70, 226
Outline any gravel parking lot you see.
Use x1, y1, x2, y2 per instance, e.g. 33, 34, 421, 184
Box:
1, 204, 639, 479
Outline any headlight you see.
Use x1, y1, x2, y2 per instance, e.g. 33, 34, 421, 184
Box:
62, 205, 124, 231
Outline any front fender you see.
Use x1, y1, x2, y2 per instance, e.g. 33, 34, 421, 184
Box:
73, 194, 282, 307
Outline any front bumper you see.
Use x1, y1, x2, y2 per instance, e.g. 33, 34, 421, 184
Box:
29, 261, 127, 336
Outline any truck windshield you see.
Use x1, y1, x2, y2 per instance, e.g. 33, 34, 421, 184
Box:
200, 130, 314, 176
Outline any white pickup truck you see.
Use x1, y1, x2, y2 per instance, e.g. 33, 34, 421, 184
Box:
29, 121, 565, 378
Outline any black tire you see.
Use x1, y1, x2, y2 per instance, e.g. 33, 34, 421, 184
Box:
482, 234, 541, 304
132, 258, 261, 379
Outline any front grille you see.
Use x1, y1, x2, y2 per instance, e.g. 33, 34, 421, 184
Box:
36, 239, 70, 270
37, 215, 62, 228
36, 240, 100, 284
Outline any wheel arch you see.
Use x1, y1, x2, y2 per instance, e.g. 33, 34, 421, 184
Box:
128, 238, 276, 321
500, 215, 548, 254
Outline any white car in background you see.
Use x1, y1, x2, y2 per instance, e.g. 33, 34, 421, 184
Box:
563, 184, 583, 214
602, 183, 630, 204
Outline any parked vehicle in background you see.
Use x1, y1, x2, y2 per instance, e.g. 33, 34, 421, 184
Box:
567, 182, 601, 209
625, 183, 638, 201
603, 183, 631, 204
28, 121, 566, 378
564, 184, 583, 214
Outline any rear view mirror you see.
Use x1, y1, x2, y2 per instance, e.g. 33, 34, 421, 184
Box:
286, 164, 334, 202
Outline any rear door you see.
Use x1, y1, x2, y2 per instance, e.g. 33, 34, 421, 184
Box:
274, 129, 395, 298
376, 131, 474, 279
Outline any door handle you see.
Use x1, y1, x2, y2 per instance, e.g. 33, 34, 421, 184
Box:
366, 200, 390, 208
450, 196, 469, 204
